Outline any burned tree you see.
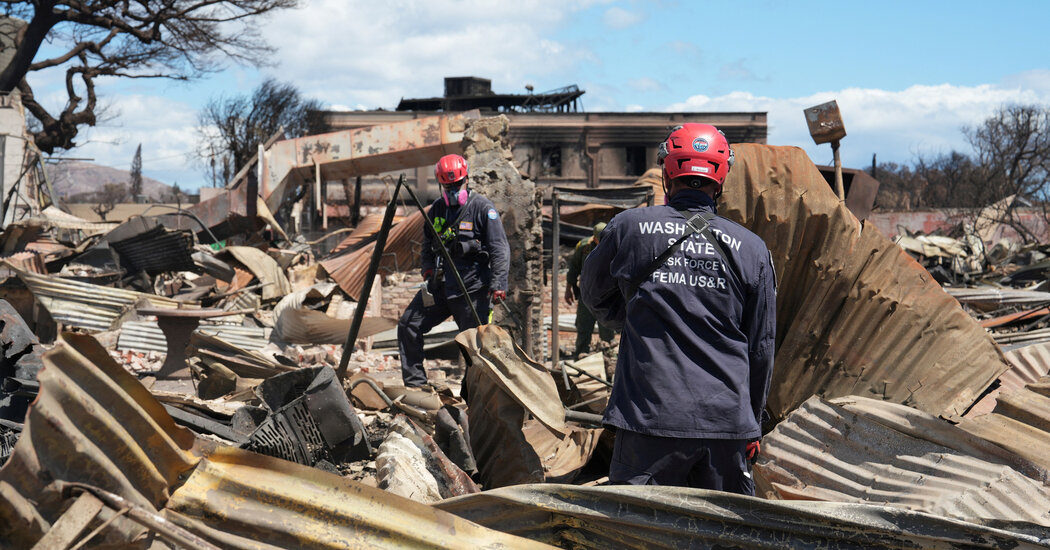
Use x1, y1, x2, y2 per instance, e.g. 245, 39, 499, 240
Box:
0, 0, 298, 154
197, 78, 324, 186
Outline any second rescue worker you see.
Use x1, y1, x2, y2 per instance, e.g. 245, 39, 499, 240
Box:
580, 124, 776, 495
397, 154, 510, 388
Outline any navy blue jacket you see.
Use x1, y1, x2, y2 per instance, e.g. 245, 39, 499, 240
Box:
581, 189, 776, 439
422, 191, 510, 298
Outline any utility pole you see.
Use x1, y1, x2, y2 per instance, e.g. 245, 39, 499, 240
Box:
804, 100, 847, 200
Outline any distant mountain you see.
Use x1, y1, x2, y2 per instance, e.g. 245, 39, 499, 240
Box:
47, 161, 176, 203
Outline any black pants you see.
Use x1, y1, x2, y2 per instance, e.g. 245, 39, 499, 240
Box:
397, 288, 491, 387
609, 429, 755, 495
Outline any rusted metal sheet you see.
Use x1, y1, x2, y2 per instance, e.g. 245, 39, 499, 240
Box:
18, 270, 184, 332
0, 333, 551, 549
1, 251, 45, 273
804, 100, 846, 144
966, 342, 1050, 417
220, 246, 291, 301
722, 144, 1009, 421
437, 484, 1047, 549
328, 213, 387, 255
272, 283, 395, 344
756, 395, 1050, 527
262, 111, 480, 215
321, 209, 426, 300
456, 325, 576, 489
116, 320, 270, 353
961, 377, 1050, 475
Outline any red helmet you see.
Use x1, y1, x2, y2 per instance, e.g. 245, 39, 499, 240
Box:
657, 123, 734, 187
435, 154, 468, 185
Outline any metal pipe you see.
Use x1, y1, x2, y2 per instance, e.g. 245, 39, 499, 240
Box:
552, 191, 565, 389
349, 377, 395, 408
567, 394, 607, 410
62, 482, 222, 550
337, 174, 405, 379
140, 204, 222, 244
564, 409, 604, 425
554, 360, 613, 388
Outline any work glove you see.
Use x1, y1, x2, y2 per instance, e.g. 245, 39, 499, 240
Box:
491, 289, 507, 302
422, 268, 434, 280
746, 440, 761, 464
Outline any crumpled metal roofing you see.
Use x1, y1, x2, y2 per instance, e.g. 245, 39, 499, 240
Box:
321, 209, 425, 300
721, 144, 1009, 420
437, 484, 1049, 549
0, 333, 551, 549
221, 246, 292, 301
946, 287, 1050, 310
966, 341, 1050, 418
116, 320, 270, 353
755, 395, 1050, 527
18, 270, 184, 332
960, 376, 1050, 476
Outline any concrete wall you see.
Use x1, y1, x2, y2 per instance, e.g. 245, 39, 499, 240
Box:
868, 208, 1050, 243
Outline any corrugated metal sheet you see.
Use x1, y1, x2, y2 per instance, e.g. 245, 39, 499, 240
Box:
721, 144, 1009, 421
1, 251, 45, 273
437, 484, 1049, 549
946, 287, 1050, 310
328, 213, 389, 255
961, 377, 1050, 475
966, 341, 1050, 417
116, 321, 270, 353
321, 209, 425, 300
755, 395, 1050, 527
0, 333, 551, 549
108, 225, 196, 275
18, 270, 185, 332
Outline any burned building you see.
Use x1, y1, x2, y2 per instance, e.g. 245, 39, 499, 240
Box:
315, 77, 767, 196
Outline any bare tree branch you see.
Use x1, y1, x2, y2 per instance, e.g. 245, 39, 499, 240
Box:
0, 0, 298, 153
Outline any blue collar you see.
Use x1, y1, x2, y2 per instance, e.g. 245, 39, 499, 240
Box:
667, 188, 717, 214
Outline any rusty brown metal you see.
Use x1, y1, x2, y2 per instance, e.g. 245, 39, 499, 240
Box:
0, 332, 553, 549
722, 144, 1009, 421
262, 111, 480, 215
804, 100, 846, 145
321, 209, 426, 300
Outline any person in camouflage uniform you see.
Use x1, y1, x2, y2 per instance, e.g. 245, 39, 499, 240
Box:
564, 222, 615, 359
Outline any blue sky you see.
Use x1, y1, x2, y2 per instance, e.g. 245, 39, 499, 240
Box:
33, 0, 1050, 190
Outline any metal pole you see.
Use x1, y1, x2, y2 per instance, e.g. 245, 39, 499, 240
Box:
832, 140, 844, 200
552, 191, 565, 388
337, 174, 405, 379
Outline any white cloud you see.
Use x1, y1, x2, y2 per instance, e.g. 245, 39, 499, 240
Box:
627, 77, 666, 93
260, 0, 601, 109
602, 6, 644, 29
69, 95, 203, 188
666, 80, 1050, 167
624, 104, 645, 112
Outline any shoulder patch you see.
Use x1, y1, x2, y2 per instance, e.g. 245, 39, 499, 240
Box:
487, 208, 499, 220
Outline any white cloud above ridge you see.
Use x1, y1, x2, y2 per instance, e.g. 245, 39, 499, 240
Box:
70, 94, 202, 186
666, 81, 1050, 167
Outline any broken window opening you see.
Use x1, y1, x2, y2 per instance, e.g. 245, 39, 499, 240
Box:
541, 146, 562, 177
625, 146, 647, 176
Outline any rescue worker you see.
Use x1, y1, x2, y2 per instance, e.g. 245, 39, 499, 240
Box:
565, 222, 615, 359
580, 123, 776, 494
397, 153, 510, 388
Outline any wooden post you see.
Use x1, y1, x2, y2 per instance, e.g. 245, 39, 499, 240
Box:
832, 140, 845, 200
